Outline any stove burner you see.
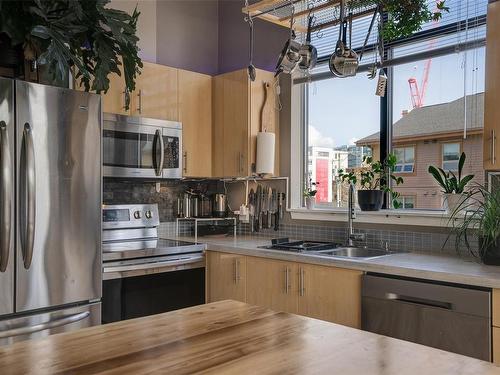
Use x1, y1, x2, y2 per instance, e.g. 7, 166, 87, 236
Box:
260, 238, 340, 252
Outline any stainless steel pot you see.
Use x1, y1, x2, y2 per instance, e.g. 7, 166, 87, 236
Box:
213, 193, 227, 218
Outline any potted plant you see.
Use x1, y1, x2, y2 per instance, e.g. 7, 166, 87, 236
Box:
338, 153, 404, 211
348, 0, 449, 41
0, 0, 142, 94
428, 152, 474, 213
446, 186, 500, 265
304, 178, 318, 209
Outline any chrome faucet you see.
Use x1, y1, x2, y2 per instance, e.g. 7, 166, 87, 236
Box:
347, 182, 365, 247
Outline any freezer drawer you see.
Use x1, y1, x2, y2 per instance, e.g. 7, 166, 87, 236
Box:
0, 302, 101, 346
362, 274, 491, 361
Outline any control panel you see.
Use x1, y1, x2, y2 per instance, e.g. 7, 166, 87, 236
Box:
102, 204, 160, 230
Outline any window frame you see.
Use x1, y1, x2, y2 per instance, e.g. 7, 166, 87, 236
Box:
441, 141, 463, 172
393, 145, 416, 175
289, 6, 487, 224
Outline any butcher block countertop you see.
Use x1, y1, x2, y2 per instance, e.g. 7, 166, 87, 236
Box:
1, 301, 500, 375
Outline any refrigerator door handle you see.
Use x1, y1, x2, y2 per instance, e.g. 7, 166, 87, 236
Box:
0, 121, 12, 272
20, 122, 36, 270
0, 311, 90, 339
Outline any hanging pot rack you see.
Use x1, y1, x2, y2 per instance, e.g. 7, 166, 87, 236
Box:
242, 0, 378, 36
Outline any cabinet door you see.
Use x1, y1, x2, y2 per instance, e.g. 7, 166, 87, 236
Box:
484, 1, 500, 170
206, 251, 246, 303
222, 70, 249, 177
246, 257, 298, 314
74, 66, 130, 115
178, 69, 212, 177
132, 62, 178, 121
297, 264, 362, 328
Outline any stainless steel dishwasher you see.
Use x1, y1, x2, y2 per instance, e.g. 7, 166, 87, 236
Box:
362, 274, 491, 361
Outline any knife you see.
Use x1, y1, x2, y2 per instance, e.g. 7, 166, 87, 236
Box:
267, 187, 273, 229
256, 185, 262, 231
249, 188, 255, 233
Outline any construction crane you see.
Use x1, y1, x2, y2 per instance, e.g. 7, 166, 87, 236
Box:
408, 58, 432, 108
407, 1, 440, 109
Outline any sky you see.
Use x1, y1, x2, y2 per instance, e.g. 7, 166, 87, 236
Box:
307, 46, 486, 148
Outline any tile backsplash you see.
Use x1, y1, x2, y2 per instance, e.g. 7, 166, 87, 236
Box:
236, 222, 478, 258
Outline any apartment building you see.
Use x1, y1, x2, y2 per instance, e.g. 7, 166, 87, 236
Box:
356, 93, 484, 209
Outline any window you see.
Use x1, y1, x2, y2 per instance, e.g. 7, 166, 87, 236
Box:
442, 143, 461, 171
295, 0, 487, 214
395, 196, 415, 209
306, 73, 378, 208
394, 147, 415, 173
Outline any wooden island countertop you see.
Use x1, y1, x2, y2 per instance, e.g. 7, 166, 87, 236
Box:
1, 300, 499, 375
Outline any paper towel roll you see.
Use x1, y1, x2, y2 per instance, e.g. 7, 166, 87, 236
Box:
256, 132, 275, 175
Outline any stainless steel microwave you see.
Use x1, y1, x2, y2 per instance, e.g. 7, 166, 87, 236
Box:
103, 113, 182, 178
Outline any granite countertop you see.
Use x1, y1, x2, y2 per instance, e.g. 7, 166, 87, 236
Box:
171, 235, 500, 289
2, 301, 499, 375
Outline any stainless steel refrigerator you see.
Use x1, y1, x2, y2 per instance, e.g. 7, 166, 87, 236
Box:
0, 78, 102, 345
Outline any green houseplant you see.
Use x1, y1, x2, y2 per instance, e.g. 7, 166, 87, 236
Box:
349, 0, 449, 41
338, 153, 404, 211
428, 152, 474, 212
446, 186, 500, 265
304, 178, 319, 209
0, 0, 142, 94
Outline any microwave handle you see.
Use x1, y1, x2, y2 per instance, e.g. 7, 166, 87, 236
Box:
153, 130, 164, 176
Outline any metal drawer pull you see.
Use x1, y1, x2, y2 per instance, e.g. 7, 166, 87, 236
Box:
285, 267, 290, 294
183, 151, 188, 173
0, 121, 12, 272
0, 311, 89, 339
299, 268, 305, 296
385, 293, 453, 310
236, 259, 241, 282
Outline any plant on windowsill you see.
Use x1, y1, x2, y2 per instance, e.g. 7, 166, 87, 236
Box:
427, 152, 474, 213
338, 153, 404, 211
303, 178, 319, 210
445, 185, 500, 265
0, 0, 142, 94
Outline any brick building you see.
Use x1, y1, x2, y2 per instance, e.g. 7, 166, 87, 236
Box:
356, 93, 484, 209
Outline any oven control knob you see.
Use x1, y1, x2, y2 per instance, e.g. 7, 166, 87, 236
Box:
145, 210, 153, 219
133, 211, 142, 219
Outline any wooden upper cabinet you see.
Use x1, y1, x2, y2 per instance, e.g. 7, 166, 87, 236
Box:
297, 263, 362, 329
206, 251, 246, 303
132, 62, 178, 121
178, 69, 212, 177
246, 257, 298, 314
100, 66, 130, 115
484, 1, 500, 170
212, 68, 280, 177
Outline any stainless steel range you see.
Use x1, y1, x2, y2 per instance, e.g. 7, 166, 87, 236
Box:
102, 204, 206, 323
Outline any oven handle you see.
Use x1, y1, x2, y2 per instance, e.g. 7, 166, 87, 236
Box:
103, 255, 204, 273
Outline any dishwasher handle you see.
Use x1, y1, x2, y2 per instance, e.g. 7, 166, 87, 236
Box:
385, 293, 453, 310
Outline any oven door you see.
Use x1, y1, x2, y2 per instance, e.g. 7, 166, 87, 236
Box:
102, 255, 205, 323
103, 121, 163, 178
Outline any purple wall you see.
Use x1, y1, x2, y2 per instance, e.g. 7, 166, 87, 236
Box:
154, 0, 288, 76
217, 0, 289, 74
156, 0, 219, 75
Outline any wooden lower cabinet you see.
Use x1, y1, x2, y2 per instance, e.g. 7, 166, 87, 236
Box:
297, 263, 362, 328
246, 257, 298, 314
494, 327, 500, 365
206, 251, 246, 303
206, 251, 362, 329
